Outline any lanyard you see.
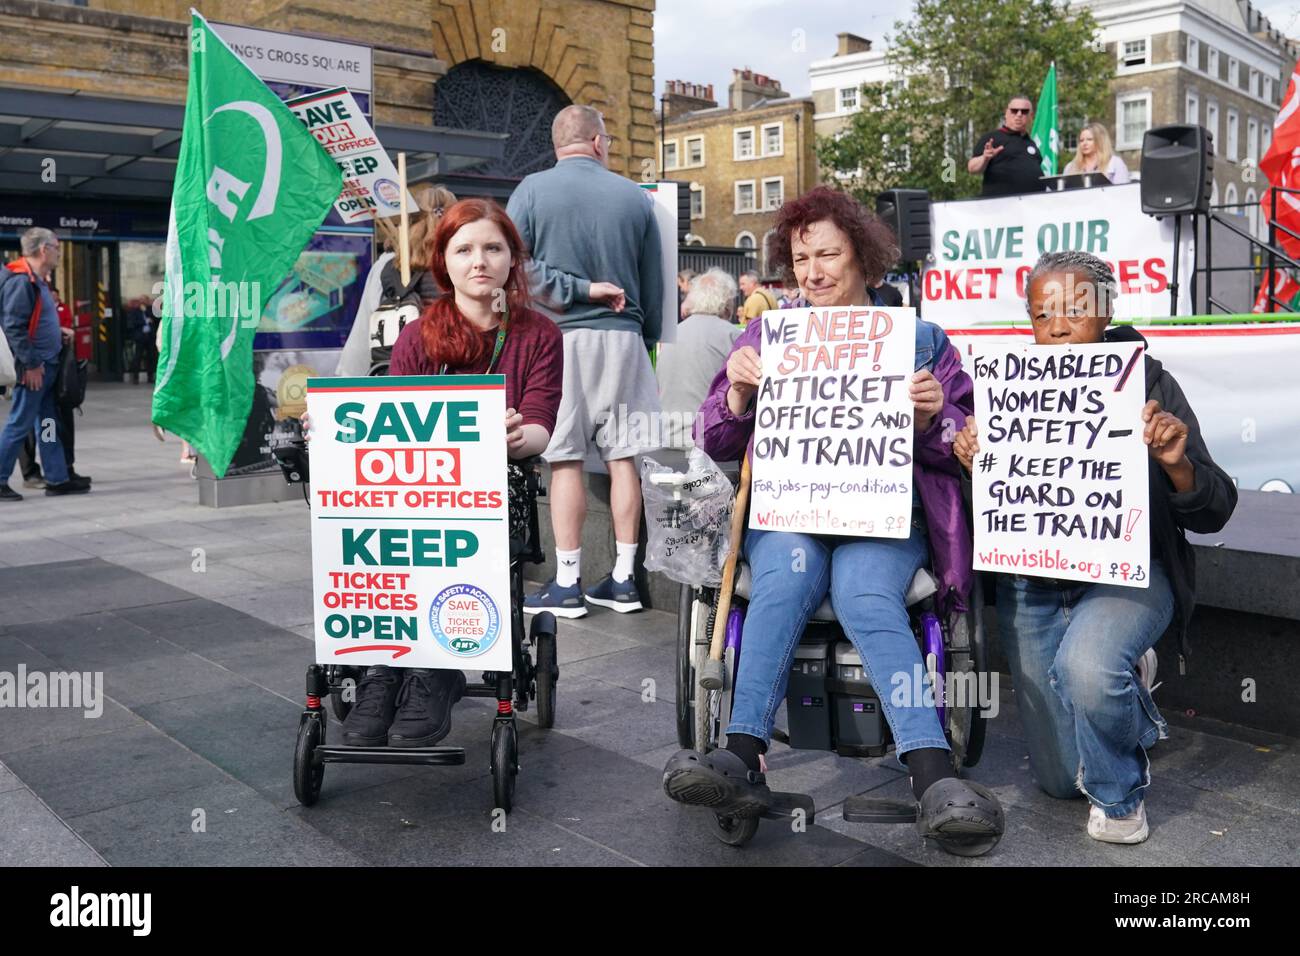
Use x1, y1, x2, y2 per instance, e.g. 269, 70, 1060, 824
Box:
440, 306, 510, 375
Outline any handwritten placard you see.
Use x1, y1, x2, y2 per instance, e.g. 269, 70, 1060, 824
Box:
971, 342, 1151, 587
750, 306, 917, 538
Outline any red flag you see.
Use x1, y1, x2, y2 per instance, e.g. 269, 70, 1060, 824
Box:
1259, 61, 1300, 258
1251, 268, 1300, 313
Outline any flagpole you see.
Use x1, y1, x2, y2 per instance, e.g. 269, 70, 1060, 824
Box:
398, 152, 411, 286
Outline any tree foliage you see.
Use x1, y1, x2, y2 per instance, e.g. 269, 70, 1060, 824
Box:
816, 0, 1114, 201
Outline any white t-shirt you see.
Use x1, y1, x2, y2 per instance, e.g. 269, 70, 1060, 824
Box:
1064, 154, 1131, 184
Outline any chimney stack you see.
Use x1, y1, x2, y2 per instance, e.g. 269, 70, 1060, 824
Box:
728, 68, 788, 110
835, 32, 872, 57
662, 79, 718, 119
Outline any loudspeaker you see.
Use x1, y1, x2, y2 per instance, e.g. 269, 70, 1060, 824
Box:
876, 188, 931, 262
1140, 125, 1213, 215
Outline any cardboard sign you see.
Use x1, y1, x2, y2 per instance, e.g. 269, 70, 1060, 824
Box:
749, 306, 917, 537
971, 343, 1151, 587
287, 87, 417, 223
306, 375, 512, 669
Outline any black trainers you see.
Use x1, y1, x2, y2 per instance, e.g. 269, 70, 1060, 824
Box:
44, 478, 90, 496
67, 470, 92, 484
388, 670, 466, 748
340, 667, 401, 746
0, 483, 22, 502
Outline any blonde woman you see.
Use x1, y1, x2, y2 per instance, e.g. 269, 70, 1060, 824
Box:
1064, 123, 1130, 184
336, 185, 457, 376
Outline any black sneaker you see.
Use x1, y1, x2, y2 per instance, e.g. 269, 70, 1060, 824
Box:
44, 478, 90, 496
67, 470, 92, 484
340, 667, 402, 746
0, 483, 22, 502
388, 670, 466, 748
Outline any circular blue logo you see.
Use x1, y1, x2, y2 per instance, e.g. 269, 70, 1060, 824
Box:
374, 178, 402, 208
428, 584, 500, 657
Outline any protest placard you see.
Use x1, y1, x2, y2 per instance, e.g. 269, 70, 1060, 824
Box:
971, 342, 1151, 588
288, 86, 417, 223
306, 375, 512, 670
749, 306, 917, 537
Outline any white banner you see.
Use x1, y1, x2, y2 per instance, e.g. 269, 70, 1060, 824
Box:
924, 183, 1193, 325
750, 306, 916, 537
288, 87, 417, 223
640, 182, 680, 344
971, 342, 1151, 587
212, 21, 372, 93
306, 375, 512, 671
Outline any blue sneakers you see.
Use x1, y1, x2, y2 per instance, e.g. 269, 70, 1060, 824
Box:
584, 574, 643, 613
524, 578, 588, 618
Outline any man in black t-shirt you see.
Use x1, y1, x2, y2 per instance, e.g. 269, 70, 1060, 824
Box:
969, 95, 1045, 197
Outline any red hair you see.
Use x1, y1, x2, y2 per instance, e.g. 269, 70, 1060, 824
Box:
418, 198, 532, 370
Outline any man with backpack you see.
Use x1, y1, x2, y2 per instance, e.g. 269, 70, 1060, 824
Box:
0, 227, 89, 500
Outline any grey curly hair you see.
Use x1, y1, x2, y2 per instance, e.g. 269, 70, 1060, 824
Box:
1024, 250, 1117, 318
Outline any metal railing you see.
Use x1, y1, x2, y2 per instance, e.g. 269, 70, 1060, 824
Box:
1200, 184, 1300, 315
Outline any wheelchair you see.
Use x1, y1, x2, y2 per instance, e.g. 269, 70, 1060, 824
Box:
668, 475, 990, 848
284, 432, 560, 814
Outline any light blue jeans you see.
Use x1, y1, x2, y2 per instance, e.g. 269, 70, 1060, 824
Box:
0, 358, 68, 486
727, 514, 950, 761
995, 561, 1174, 818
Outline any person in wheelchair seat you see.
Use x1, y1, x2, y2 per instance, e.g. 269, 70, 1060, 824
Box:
662, 187, 1005, 856
339, 198, 563, 748
954, 251, 1236, 844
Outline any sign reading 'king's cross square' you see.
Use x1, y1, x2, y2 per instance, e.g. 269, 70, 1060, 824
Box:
151, 9, 343, 477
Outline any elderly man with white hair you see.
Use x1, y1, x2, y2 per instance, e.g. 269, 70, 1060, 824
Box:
655, 268, 743, 451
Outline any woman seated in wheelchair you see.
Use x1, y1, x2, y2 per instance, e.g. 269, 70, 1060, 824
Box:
662, 187, 1005, 856
953, 250, 1236, 844
336, 198, 563, 748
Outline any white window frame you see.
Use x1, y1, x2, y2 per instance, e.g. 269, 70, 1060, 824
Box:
1226, 108, 1239, 162
734, 179, 757, 214
733, 126, 756, 161
690, 184, 704, 220
1247, 117, 1259, 165
760, 175, 784, 211
1229, 57, 1239, 88
684, 135, 704, 167
735, 230, 756, 250
1115, 91, 1153, 150
1262, 122, 1272, 155
1224, 182, 1238, 211
1186, 89, 1199, 125
1206, 99, 1219, 145
1265, 77, 1274, 104
839, 86, 859, 112
1251, 68, 1260, 98
1245, 187, 1259, 238
760, 122, 783, 157
1186, 35, 1199, 69
662, 139, 679, 171
1119, 37, 1149, 71
1208, 47, 1219, 78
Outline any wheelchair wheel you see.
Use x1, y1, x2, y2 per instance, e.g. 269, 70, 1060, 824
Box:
708, 811, 759, 847
532, 613, 558, 730
963, 598, 989, 767
293, 716, 324, 807
490, 720, 518, 813
675, 584, 696, 749
694, 640, 733, 753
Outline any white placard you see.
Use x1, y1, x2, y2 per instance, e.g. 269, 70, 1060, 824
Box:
750, 306, 917, 537
306, 375, 512, 670
211, 21, 372, 93
971, 342, 1151, 587
639, 182, 679, 345
287, 87, 417, 223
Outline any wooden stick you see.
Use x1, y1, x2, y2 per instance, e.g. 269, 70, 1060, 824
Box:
705, 454, 752, 674
397, 152, 411, 286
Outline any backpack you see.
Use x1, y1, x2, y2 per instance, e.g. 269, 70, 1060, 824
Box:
54, 339, 88, 410
368, 265, 434, 375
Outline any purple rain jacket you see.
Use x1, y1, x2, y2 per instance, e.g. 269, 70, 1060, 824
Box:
692, 315, 976, 617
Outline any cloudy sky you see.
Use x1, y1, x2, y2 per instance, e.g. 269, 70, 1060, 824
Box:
653, 0, 1300, 100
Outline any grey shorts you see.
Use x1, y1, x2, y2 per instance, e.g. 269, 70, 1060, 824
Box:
544, 328, 662, 463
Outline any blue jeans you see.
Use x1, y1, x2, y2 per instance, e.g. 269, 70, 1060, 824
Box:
727, 515, 949, 761
0, 359, 68, 486
995, 562, 1174, 817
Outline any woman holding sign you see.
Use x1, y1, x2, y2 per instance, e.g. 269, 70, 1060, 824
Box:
662, 187, 1006, 856
328, 198, 564, 749
954, 250, 1236, 844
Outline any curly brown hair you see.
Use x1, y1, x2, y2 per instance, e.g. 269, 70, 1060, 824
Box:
768, 186, 899, 287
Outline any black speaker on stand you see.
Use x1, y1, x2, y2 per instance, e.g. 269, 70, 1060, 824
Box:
1140, 125, 1212, 314
877, 188, 931, 310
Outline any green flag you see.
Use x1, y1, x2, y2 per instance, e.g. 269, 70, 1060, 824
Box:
1030, 62, 1059, 177
152, 10, 342, 477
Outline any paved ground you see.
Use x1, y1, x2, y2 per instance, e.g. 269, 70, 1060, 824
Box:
1, 381, 1297, 866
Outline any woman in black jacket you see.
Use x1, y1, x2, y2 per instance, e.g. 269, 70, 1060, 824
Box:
955, 250, 1236, 845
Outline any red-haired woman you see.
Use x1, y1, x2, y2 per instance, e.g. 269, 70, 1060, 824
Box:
339, 198, 563, 749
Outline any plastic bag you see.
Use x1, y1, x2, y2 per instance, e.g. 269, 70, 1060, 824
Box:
640, 448, 735, 587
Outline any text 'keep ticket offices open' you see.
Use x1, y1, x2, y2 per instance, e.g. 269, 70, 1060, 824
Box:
306, 376, 512, 670
971, 343, 1151, 588
751, 306, 917, 538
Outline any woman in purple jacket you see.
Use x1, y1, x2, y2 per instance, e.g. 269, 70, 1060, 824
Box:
662, 188, 1004, 856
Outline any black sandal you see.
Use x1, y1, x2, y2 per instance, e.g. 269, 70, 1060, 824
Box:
662, 749, 773, 816
915, 777, 1005, 857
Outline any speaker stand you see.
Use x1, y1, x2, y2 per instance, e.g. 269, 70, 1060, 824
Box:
1169, 214, 1183, 316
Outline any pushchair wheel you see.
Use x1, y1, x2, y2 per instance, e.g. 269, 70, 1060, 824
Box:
293, 716, 325, 806
490, 720, 518, 813
531, 613, 558, 729
708, 811, 759, 847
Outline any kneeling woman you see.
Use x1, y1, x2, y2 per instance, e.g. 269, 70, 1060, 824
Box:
339, 199, 563, 748
663, 187, 1005, 856
954, 251, 1236, 843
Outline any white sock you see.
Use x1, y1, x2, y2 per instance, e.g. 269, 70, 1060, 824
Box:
556, 548, 581, 588
613, 541, 637, 583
